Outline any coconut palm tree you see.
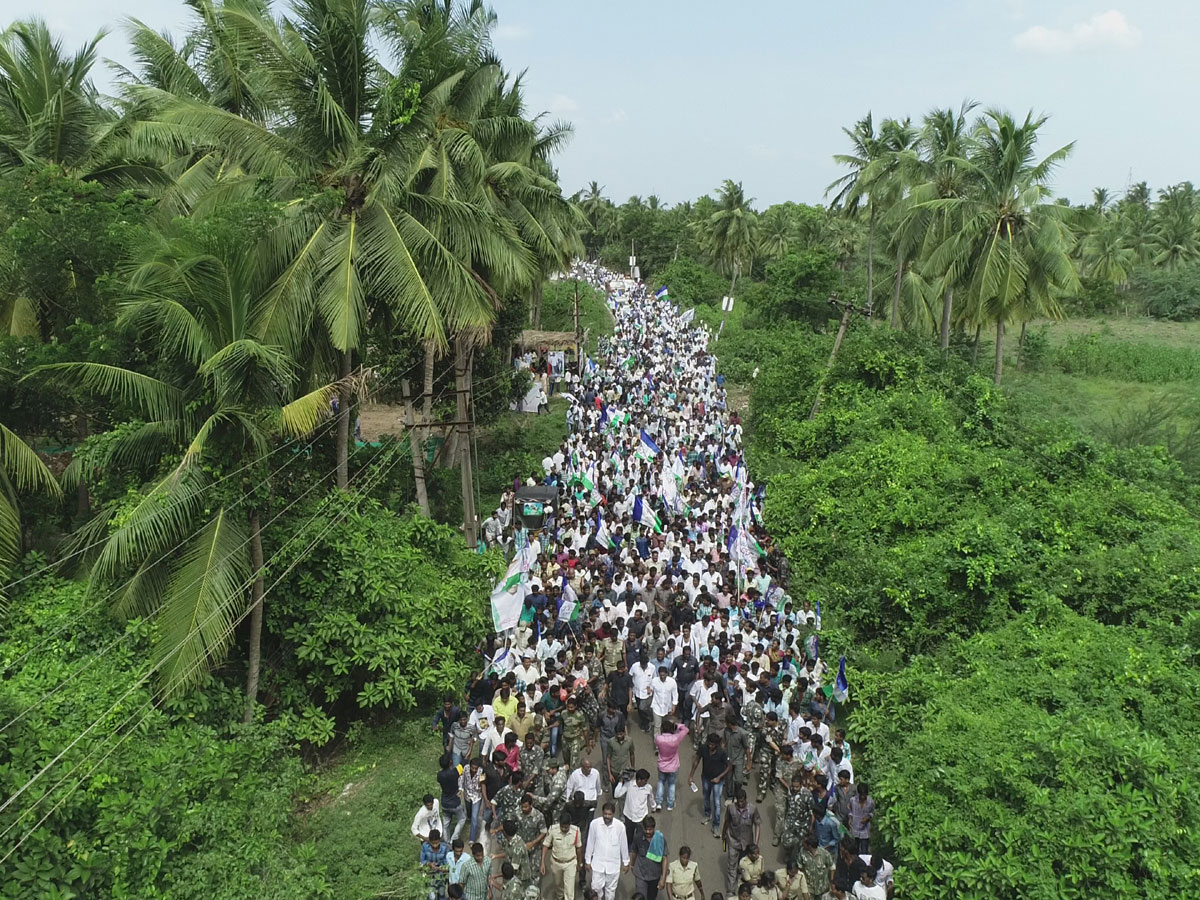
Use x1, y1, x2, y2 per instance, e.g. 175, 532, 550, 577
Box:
0, 19, 109, 173
1149, 182, 1200, 269
125, 0, 514, 491
704, 179, 758, 295
0, 411, 62, 609
895, 100, 979, 346
923, 109, 1079, 385
34, 216, 339, 712
827, 113, 890, 310
757, 206, 794, 262
862, 117, 918, 325
1082, 214, 1136, 286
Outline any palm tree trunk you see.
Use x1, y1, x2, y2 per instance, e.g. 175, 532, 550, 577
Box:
939, 286, 954, 352
866, 208, 875, 319
730, 263, 738, 298
993, 319, 1005, 386
335, 350, 352, 490
242, 507, 265, 723
75, 413, 89, 519
971, 323, 982, 365
809, 304, 854, 419
403, 379, 429, 516
1019, 320, 1027, 347
455, 335, 478, 548
531, 280, 543, 328
890, 257, 903, 329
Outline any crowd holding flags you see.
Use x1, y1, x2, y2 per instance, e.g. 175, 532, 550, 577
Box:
467, 264, 864, 894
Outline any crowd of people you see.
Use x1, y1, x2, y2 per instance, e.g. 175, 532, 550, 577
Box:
416, 264, 894, 900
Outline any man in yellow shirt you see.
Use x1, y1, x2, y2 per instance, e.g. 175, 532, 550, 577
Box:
493, 682, 519, 723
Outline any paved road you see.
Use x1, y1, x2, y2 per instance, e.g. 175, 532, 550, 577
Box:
530, 723, 787, 900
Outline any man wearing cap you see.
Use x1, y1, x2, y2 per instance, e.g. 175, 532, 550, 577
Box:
541, 811, 583, 900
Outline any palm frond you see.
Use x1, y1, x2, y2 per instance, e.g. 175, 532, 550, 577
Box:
155, 506, 250, 695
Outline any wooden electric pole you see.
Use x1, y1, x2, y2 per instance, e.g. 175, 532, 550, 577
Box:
573, 277, 582, 375
455, 335, 478, 548
402, 379, 429, 516
809, 293, 871, 420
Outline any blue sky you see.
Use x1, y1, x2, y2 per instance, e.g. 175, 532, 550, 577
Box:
14, 0, 1199, 207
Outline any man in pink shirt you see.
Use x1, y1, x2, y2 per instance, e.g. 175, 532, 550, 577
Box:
654, 718, 689, 811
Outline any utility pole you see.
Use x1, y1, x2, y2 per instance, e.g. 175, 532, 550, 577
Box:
455, 335, 478, 548
809, 293, 870, 420
573, 277, 582, 375
401, 378, 429, 516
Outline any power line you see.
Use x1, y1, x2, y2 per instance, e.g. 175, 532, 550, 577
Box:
0, 356, 430, 674
1, 357, 428, 597
0, 436, 412, 841
0, 370, 474, 735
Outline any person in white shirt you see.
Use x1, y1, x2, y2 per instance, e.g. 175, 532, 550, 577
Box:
648, 666, 678, 736
512, 653, 541, 691
411, 794, 442, 842
630, 657, 656, 733
467, 702, 494, 732
852, 866, 887, 900
859, 854, 894, 894
613, 768, 657, 844
584, 801, 629, 900
564, 758, 602, 808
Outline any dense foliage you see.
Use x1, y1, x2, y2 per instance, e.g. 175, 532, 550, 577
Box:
727, 320, 1200, 898
265, 499, 495, 745
0, 576, 329, 899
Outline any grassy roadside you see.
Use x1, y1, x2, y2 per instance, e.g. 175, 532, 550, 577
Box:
292, 719, 444, 900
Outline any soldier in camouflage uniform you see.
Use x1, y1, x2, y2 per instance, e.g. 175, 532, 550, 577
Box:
756, 711, 785, 803
742, 694, 765, 762
498, 819, 536, 891
576, 679, 601, 750
601, 631, 625, 677
521, 723, 547, 796
799, 836, 834, 900
774, 745, 807, 844
492, 771, 525, 834
515, 794, 547, 862
561, 696, 586, 767
779, 773, 812, 864
534, 759, 568, 827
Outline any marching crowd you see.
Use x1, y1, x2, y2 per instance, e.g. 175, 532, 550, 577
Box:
414, 265, 893, 900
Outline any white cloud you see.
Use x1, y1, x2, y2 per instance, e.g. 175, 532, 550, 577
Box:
548, 93, 579, 115
494, 24, 531, 41
1013, 10, 1141, 53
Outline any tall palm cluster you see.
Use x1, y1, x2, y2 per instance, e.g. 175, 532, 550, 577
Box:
1078, 180, 1200, 278
575, 179, 852, 288
0, 1, 582, 711
828, 102, 1081, 384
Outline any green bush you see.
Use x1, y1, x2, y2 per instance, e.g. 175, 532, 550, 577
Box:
853, 603, 1200, 900
651, 257, 729, 306
264, 498, 497, 741
1132, 263, 1200, 321
0, 576, 328, 899
1051, 332, 1200, 382
753, 329, 1200, 651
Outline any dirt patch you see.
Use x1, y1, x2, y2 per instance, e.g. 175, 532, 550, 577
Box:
357, 403, 405, 441
726, 383, 751, 416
